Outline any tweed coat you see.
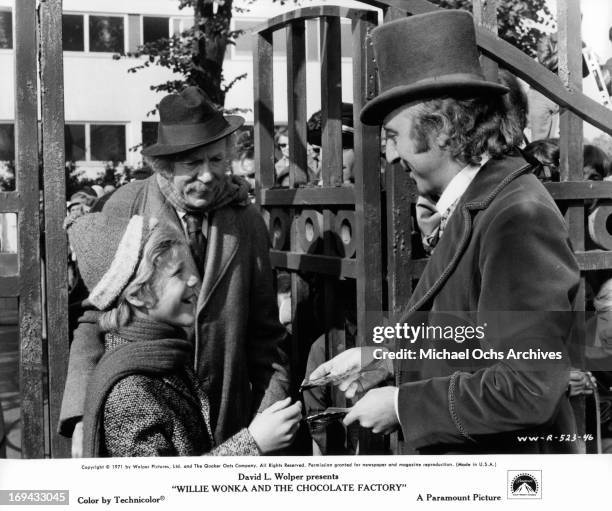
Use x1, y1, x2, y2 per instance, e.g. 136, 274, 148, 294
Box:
395, 153, 581, 454
60, 175, 290, 444
97, 333, 259, 457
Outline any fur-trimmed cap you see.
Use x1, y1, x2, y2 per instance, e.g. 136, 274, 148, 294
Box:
67, 213, 154, 310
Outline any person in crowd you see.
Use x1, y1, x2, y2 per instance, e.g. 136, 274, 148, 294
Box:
307, 10, 580, 454
583, 144, 609, 181
60, 86, 290, 457
275, 126, 316, 186
66, 187, 98, 222
529, 33, 561, 140
66, 212, 300, 457
523, 138, 560, 182
306, 103, 356, 185
274, 127, 290, 183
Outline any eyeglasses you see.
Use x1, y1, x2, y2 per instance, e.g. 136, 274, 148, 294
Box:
278, 143, 288, 148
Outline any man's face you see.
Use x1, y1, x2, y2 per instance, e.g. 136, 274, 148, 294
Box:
383, 104, 448, 200
147, 244, 199, 328
170, 138, 228, 210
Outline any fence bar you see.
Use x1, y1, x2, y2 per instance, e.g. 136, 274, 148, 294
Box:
352, 12, 383, 345
320, 17, 343, 187
558, 0, 587, 450
15, 0, 44, 459
286, 21, 308, 188
40, 0, 71, 459
254, 29, 275, 191
260, 186, 355, 206
269, 250, 356, 278
352, 11, 386, 454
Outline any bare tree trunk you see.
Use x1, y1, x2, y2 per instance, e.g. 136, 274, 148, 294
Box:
193, 0, 234, 106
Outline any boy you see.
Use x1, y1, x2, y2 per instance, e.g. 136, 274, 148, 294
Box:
67, 213, 301, 457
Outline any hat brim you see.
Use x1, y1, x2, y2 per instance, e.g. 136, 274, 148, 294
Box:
141, 115, 245, 157
360, 78, 509, 126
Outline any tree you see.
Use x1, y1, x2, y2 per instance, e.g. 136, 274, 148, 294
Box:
120, 0, 297, 110
429, 0, 554, 58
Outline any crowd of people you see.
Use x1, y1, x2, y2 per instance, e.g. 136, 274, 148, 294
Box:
57, 10, 612, 458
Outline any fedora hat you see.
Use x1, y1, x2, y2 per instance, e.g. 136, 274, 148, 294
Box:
142, 86, 244, 157
360, 10, 509, 125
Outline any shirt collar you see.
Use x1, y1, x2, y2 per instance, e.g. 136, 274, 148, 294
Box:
176, 209, 206, 220
436, 156, 489, 214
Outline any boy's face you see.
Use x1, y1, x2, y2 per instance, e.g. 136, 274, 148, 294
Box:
147, 244, 199, 328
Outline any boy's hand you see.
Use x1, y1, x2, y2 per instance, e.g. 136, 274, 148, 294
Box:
248, 397, 302, 453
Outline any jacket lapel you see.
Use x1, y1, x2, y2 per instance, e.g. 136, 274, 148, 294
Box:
405, 154, 532, 315
197, 207, 240, 315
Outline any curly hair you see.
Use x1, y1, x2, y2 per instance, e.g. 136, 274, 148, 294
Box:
409, 93, 524, 165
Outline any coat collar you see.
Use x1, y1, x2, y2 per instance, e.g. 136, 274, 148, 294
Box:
405, 152, 532, 314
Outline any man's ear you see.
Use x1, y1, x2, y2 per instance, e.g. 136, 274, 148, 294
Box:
435, 132, 450, 149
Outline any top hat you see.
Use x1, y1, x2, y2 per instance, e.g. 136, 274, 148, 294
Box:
142, 87, 244, 157
360, 10, 509, 125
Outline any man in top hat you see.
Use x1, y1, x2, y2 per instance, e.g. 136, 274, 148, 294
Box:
308, 10, 580, 454
60, 87, 290, 455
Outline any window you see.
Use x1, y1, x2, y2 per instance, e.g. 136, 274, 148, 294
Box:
172, 17, 194, 37
64, 124, 85, 161
141, 122, 158, 149
0, 10, 12, 49
89, 15, 124, 53
64, 123, 126, 162
62, 14, 84, 51
62, 14, 125, 53
143, 16, 169, 44
0, 124, 14, 161
91, 125, 126, 161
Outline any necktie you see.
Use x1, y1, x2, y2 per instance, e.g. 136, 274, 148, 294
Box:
184, 213, 206, 276
416, 196, 459, 254
416, 196, 442, 254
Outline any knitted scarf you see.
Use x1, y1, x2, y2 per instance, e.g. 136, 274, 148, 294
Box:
82, 318, 193, 457
156, 172, 250, 215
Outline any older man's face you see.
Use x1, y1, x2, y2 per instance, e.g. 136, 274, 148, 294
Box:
170, 138, 228, 210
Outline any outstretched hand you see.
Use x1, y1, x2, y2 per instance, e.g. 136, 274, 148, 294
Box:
306, 347, 394, 399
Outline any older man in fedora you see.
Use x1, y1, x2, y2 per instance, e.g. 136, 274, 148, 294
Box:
308, 10, 580, 454
60, 87, 290, 455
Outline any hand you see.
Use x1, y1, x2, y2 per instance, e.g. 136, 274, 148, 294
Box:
343, 386, 399, 434
569, 369, 593, 396
71, 421, 84, 458
307, 347, 393, 399
248, 397, 302, 453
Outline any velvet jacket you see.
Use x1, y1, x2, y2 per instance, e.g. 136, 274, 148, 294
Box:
60, 175, 290, 444
396, 153, 581, 454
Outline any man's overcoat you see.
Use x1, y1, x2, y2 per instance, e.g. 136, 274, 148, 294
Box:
396, 153, 581, 454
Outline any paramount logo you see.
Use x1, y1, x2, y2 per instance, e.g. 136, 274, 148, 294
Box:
507, 471, 542, 499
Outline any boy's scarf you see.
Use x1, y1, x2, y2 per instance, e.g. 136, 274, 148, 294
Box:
82, 320, 192, 457
156, 173, 250, 215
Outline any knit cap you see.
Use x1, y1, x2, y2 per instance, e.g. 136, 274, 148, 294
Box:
66, 213, 153, 310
